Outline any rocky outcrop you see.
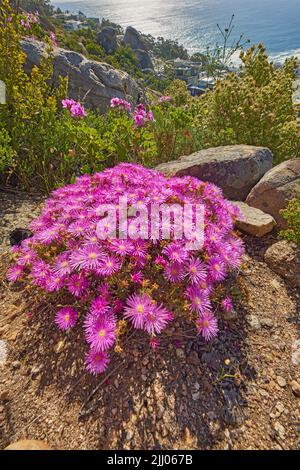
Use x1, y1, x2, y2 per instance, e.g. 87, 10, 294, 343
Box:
246, 158, 300, 228
231, 201, 276, 237
264, 240, 300, 287
21, 39, 140, 112
156, 145, 273, 200
124, 26, 148, 52
123, 26, 153, 71
97, 26, 118, 54
5, 440, 52, 450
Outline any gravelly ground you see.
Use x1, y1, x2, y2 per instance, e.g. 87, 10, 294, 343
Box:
0, 191, 299, 450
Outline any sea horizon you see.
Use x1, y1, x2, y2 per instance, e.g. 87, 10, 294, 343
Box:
53, 0, 300, 64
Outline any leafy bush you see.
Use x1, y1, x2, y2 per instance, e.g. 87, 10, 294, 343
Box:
7, 163, 244, 375
0, 127, 15, 178
280, 198, 300, 244
192, 44, 300, 164
0, 1, 106, 191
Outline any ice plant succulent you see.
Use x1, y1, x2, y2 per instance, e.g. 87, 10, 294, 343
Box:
7, 163, 244, 375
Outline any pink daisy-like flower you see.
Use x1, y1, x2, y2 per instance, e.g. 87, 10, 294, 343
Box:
124, 293, 151, 329
55, 307, 78, 330
17, 249, 36, 266
31, 260, 52, 286
186, 286, 212, 315
144, 303, 173, 335
84, 312, 116, 352
67, 274, 89, 297
7, 264, 24, 282
96, 255, 121, 277
45, 274, 65, 292
53, 253, 72, 276
185, 257, 207, 284
163, 242, 189, 264
90, 295, 110, 316
109, 240, 133, 257
164, 262, 185, 283
70, 246, 105, 271
130, 271, 143, 284
208, 256, 227, 282
196, 312, 218, 341
85, 349, 110, 375
221, 296, 233, 312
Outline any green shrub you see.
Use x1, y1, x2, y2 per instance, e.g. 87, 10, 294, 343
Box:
0, 127, 15, 178
192, 45, 300, 164
280, 198, 300, 245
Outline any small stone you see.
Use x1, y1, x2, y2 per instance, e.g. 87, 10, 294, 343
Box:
290, 380, 300, 397
247, 314, 261, 330
54, 340, 64, 353
157, 404, 165, 420
0, 390, 10, 401
5, 440, 52, 450
11, 361, 21, 370
273, 421, 285, 440
231, 201, 276, 237
276, 376, 286, 388
141, 374, 147, 381
291, 340, 300, 366
224, 358, 230, 366
125, 429, 134, 441
260, 318, 274, 328
112, 408, 118, 416
192, 392, 200, 401
176, 348, 185, 360
187, 350, 199, 366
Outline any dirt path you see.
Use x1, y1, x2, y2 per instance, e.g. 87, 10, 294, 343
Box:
0, 191, 299, 450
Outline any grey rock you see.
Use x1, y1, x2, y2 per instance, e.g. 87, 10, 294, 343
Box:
123, 26, 153, 70
231, 201, 276, 237
134, 49, 153, 71
156, 145, 273, 200
291, 340, 300, 366
21, 39, 140, 113
246, 158, 300, 227
97, 26, 118, 54
264, 240, 300, 287
123, 26, 148, 52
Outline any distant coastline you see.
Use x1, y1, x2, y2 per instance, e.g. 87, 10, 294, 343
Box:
53, 0, 300, 65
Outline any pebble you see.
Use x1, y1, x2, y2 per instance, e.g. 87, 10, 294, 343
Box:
0, 390, 10, 401
273, 421, 285, 440
125, 429, 134, 441
291, 340, 300, 366
11, 360, 21, 370
176, 348, 185, 360
192, 392, 200, 401
260, 318, 274, 328
276, 376, 286, 388
290, 380, 300, 397
247, 314, 261, 330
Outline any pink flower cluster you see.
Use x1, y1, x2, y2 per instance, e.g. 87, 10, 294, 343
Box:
158, 96, 172, 103
20, 12, 39, 30
49, 31, 57, 48
110, 98, 154, 127
62, 99, 86, 118
110, 97, 132, 112
7, 164, 244, 375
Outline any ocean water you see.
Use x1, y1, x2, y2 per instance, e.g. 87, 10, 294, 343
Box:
53, 0, 300, 63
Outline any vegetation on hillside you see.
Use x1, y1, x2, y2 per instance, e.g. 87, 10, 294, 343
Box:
0, 0, 299, 194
